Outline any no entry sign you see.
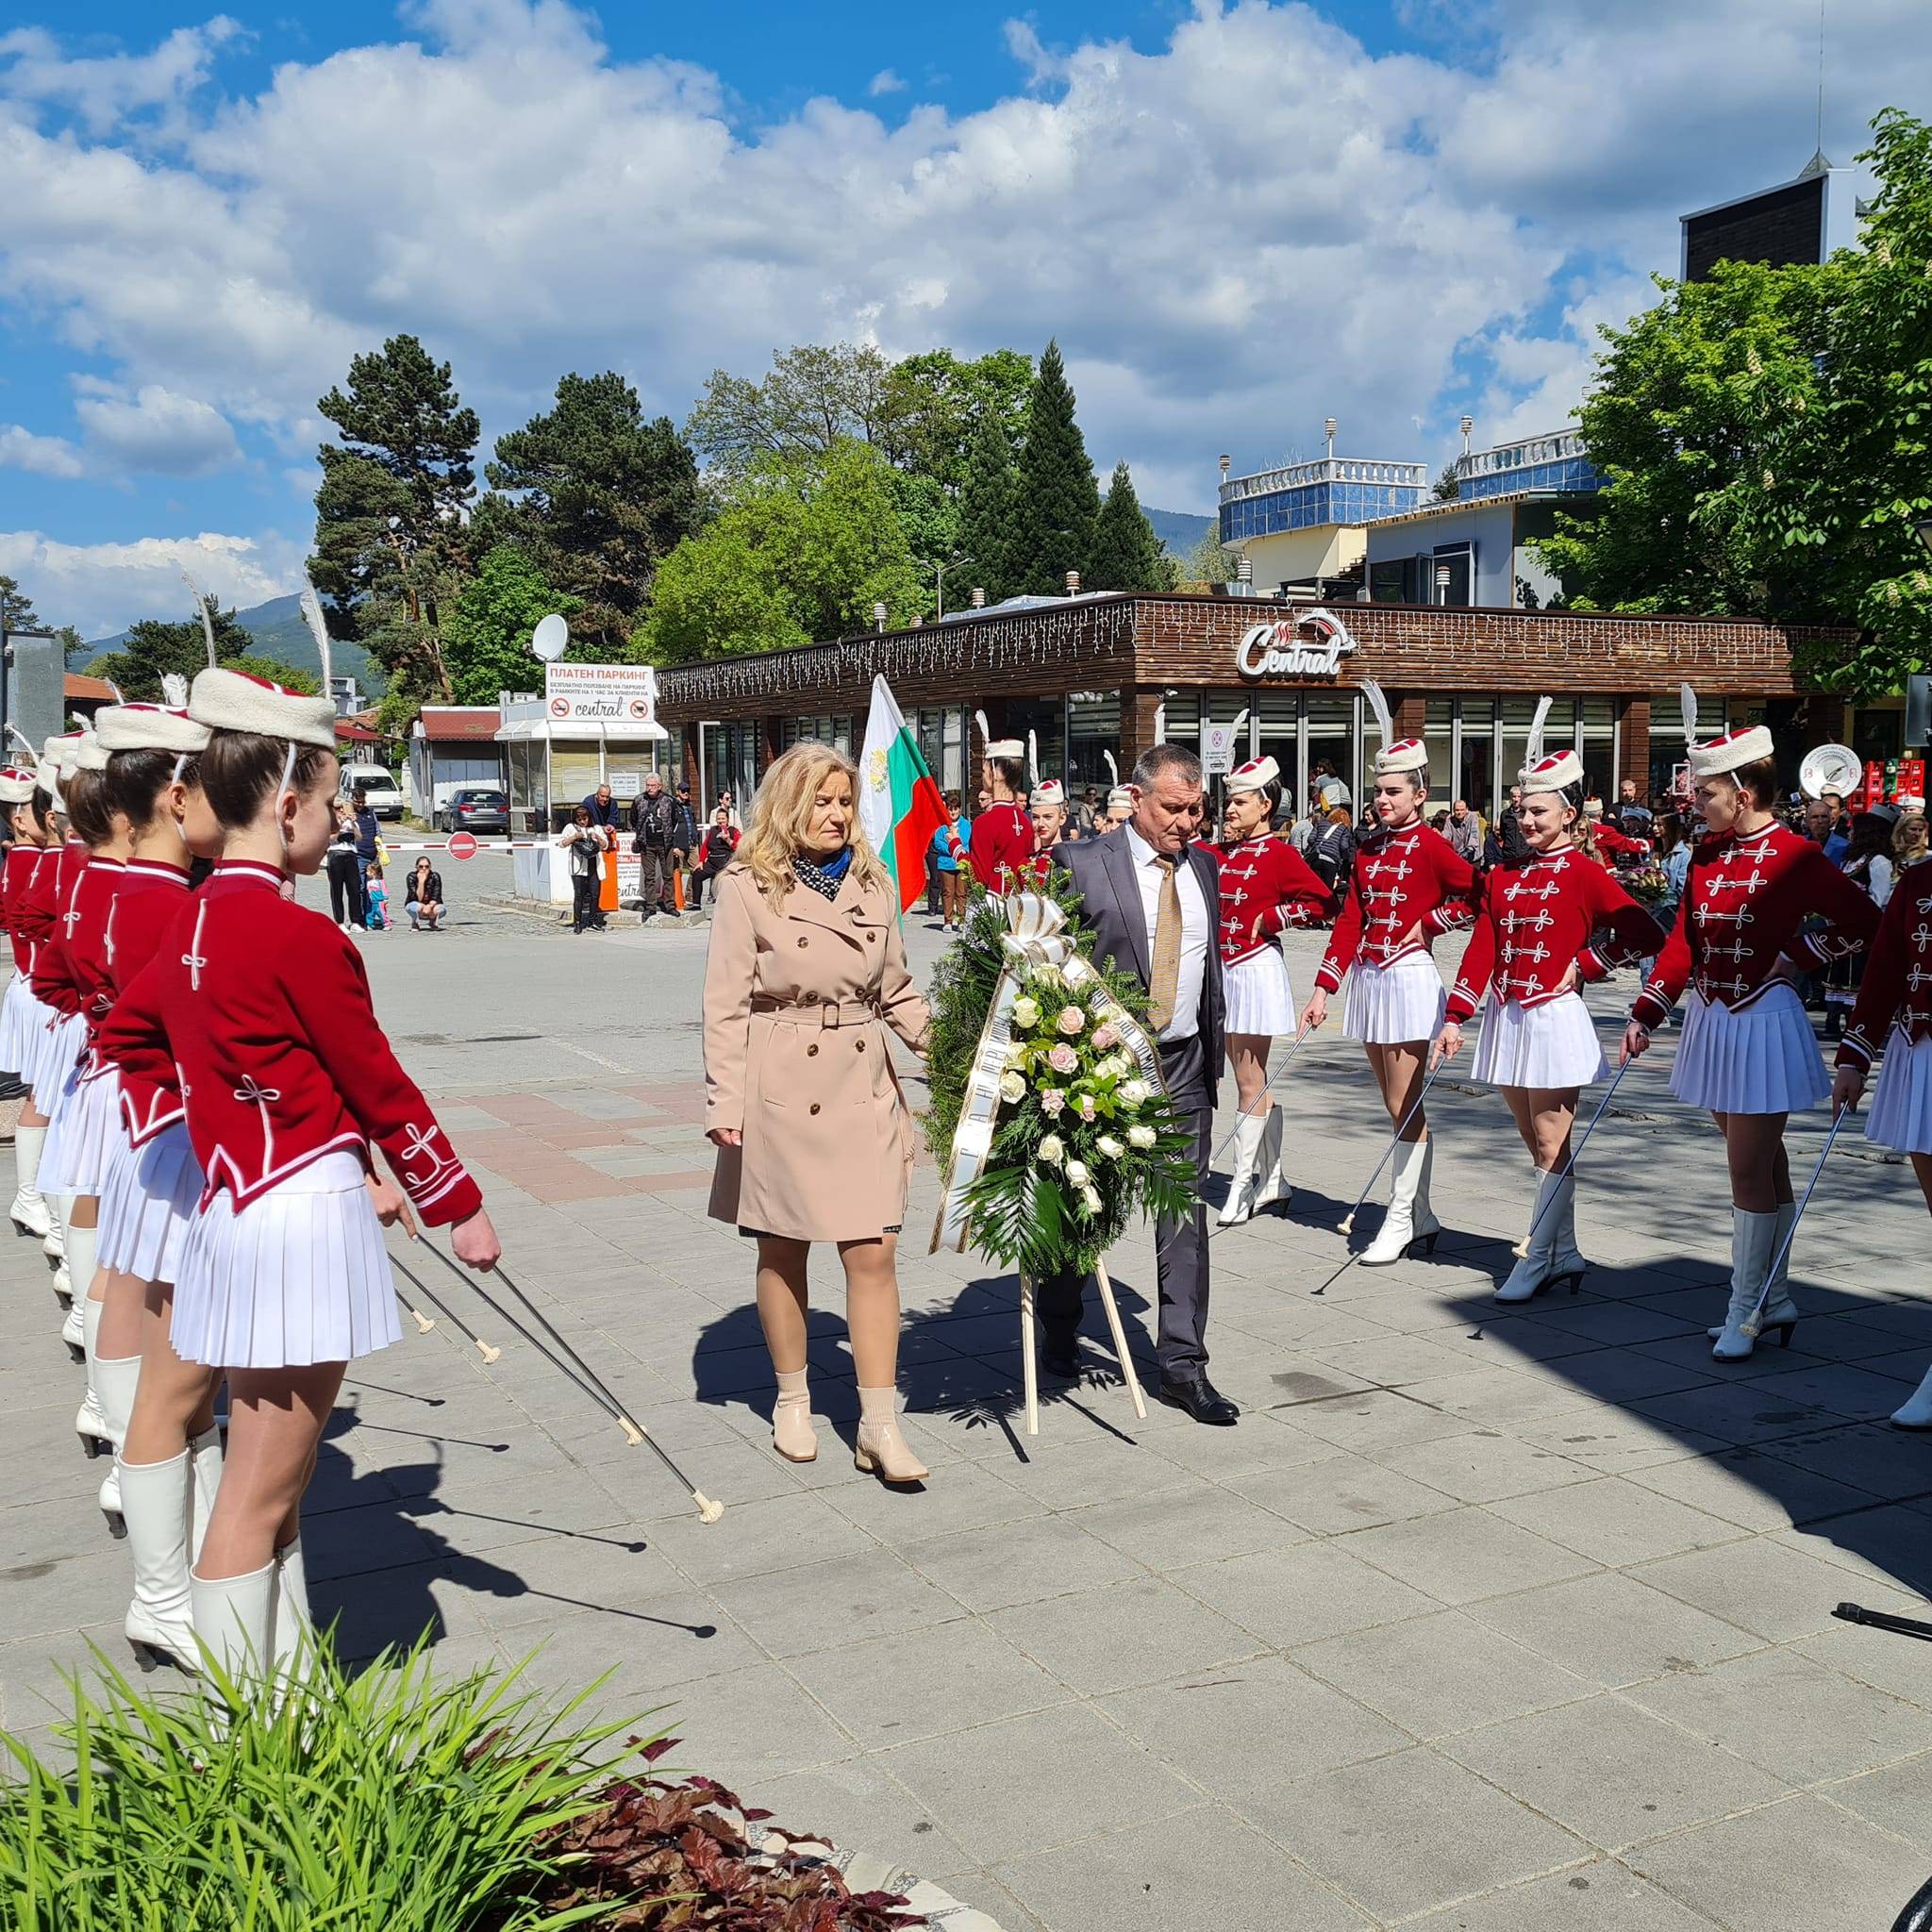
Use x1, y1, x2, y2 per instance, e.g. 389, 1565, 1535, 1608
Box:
446, 830, 479, 860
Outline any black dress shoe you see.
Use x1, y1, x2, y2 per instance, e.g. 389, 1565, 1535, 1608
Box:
1041, 1339, 1081, 1379
1158, 1373, 1239, 1425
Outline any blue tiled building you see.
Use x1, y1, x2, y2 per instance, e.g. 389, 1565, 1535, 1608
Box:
1218, 456, 1428, 544
1453, 427, 1604, 504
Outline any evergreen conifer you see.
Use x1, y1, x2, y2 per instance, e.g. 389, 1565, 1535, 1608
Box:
1086, 460, 1168, 591
1006, 341, 1100, 596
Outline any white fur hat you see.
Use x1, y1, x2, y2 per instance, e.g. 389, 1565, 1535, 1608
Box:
0, 765, 38, 805
1360, 680, 1429, 776
1030, 778, 1066, 808
1225, 755, 1280, 796
94, 702, 212, 756
42, 732, 85, 773
985, 738, 1024, 760
1687, 724, 1775, 779
72, 733, 110, 773
1518, 698, 1583, 792
189, 667, 338, 749
1106, 787, 1135, 816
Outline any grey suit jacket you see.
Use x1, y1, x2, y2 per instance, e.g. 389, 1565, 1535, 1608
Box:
1057, 830, 1224, 1110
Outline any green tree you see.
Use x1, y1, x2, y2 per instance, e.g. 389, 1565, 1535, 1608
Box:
441, 545, 582, 707
639, 440, 923, 663
309, 334, 479, 702
477, 372, 702, 648
1006, 341, 1101, 596
685, 343, 899, 481
0, 573, 42, 633
956, 404, 1020, 601
1086, 461, 1169, 592
81, 598, 314, 701
1184, 525, 1242, 587
1743, 108, 1932, 696
881, 348, 1033, 491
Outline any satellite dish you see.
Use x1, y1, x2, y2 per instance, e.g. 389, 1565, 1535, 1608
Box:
531, 614, 570, 662
1799, 743, 1861, 800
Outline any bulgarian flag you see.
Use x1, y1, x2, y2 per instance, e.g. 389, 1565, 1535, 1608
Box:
858, 673, 951, 914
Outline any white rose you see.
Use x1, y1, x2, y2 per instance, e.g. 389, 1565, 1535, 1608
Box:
1096, 1135, 1125, 1160
999, 1070, 1025, 1104
1127, 1124, 1157, 1149
1120, 1078, 1151, 1108
1081, 1184, 1104, 1215
1039, 1134, 1065, 1165
1012, 996, 1040, 1028
1065, 1158, 1091, 1186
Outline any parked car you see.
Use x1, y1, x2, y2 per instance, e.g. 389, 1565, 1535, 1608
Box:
339, 762, 404, 821
441, 788, 509, 836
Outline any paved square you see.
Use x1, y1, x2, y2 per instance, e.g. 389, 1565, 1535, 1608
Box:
6, 880, 1932, 1930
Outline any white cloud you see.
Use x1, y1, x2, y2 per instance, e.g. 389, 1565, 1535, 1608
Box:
0, 18, 243, 136
0, 0, 1925, 544
868, 68, 907, 97
0, 425, 85, 479
73, 383, 242, 475
0, 527, 306, 640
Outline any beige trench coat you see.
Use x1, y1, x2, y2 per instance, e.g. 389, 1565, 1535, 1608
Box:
703, 863, 931, 1242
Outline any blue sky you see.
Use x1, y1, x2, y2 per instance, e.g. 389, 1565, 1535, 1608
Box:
1, 0, 1921, 637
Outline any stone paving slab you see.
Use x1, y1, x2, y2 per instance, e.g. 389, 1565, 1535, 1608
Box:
6, 905, 1932, 1929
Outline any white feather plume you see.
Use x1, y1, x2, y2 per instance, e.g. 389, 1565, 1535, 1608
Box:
1358, 678, 1394, 752
973, 708, 991, 750
299, 578, 334, 696
105, 679, 125, 704
1026, 729, 1039, 780
6, 723, 35, 757
1679, 682, 1699, 748
1102, 750, 1118, 782
159, 674, 189, 708
179, 567, 218, 669
1524, 695, 1553, 769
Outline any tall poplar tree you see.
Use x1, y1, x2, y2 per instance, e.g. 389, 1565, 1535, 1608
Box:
1005, 340, 1101, 596
956, 408, 1018, 602
1086, 461, 1169, 591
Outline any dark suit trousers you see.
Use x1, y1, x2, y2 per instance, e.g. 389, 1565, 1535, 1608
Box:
1039, 1030, 1213, 1374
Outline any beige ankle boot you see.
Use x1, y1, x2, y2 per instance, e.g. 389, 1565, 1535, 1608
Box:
855, 1386, 928, 1484
772, 1368, 818, 1462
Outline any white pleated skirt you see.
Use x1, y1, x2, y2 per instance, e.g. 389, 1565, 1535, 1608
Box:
172, 1151, 399, 1369
40, 1066, 125, 1196
1866, 1030, 1932, 1158
1343, 952, 1445, 1045
1224, 947, 1297, 1035
29, 1008, 83, 1114
97, 1121, 204, 1285
1671, 985, 1828, 1116
0, 974, 36, 1074
1470, 991, 1609, 1090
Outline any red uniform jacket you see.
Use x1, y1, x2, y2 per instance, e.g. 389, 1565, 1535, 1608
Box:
39, 858, 125, 1056
97, 861, 484, 1225
1212, 832, 1329, 968
1446, 846, 1664, 1026
3, 844, 44, 974
969, 802, 1034, 892
27, 841, 90, 1016
1315, 821, 1477, 995
1629, 823, 1880, 1031
1838, 858, 1932, 1074
1591, 823, 1652, 865
83, 860, 192, 1121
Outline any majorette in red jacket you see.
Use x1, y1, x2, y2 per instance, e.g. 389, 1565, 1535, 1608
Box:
1837, 857, 1932, 1074
1629, 823, 1879, 1031
1314, 821, 1477, 994
2, 843, 43, 974
1445, 845, 1664, 1026
96, 860, 484, 1224
37, 857, 125, 1051
969, 801, 1034, 893
1591, 822, 1653, 866
27, 841, 91, 1016
80, 860, 192, 1117
1210, 832, 1329, 968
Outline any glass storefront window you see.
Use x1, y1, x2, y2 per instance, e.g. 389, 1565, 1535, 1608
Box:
1457, 696, 1495, 816
1160, 691, 1202, 743
1424, 699, 1454, 804
1256, 691, 1300, 814
1577, 696, 1614, 795
1306, 691, 1354, 811
1068, 692, 1122, 794
1650, 691, 1722, 806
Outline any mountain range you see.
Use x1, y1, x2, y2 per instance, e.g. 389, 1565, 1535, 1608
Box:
1147, 507, 1215, 558
85, 594, 385, 698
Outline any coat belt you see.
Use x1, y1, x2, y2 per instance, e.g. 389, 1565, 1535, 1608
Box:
751, 995, 880, 1028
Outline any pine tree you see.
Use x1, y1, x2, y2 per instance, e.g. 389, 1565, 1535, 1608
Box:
956, 407, 1018, 601
1086, 461, 1168, 592
1005, 340, 1100, 596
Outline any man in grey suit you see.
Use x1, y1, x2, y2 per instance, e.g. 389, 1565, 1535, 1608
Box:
1039, 743, 1237, 1425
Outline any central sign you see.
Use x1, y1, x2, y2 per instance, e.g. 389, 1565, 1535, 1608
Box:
544, 661, 659, 725
1235, 607, 1358, 682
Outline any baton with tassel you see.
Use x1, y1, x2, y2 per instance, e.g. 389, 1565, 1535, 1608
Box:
1740, 1105, 1848, 1340
413, 1236, 724, 1523
1507, 1055, 1634, 1261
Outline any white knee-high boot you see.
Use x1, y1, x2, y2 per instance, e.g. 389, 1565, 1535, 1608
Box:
189, 1424, 225, 1558
1709, 1200, 1796, 1340
1251, 1104, 1289, 1213
43, 1189, 67, 1262
1495, 1167, 1570, 1302
1892, 1364, 1932, 1431
1362, 1135, 1440, 1265
75, 1295, 111, 1449
120, 1451, 198, 1672
9, 1122, 50, 1237
192, 1561, 276, 1687
1711, 1208, 1783, 1360
1218, 1111, 1267, 1226
273, 1537, 313, 1679
92, 1352, 140, 1537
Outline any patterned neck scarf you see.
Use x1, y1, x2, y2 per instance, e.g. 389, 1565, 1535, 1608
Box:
791, 847, 852, 903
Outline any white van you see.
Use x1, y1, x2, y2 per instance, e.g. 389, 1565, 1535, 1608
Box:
340, 762, 405, 821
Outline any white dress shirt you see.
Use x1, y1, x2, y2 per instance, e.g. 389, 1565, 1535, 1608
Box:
1124, 823, 1209, 1044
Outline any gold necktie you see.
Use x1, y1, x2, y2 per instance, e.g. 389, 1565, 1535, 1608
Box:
1149, 856, 1182, 1031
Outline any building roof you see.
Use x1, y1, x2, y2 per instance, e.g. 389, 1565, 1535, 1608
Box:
1364, 488, 1590, 531
64, 672, 117, 705
417, 706, 503, 742
336, 720, 384, 745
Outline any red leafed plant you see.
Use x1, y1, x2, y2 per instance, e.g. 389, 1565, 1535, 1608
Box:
508, 1735, 927, 1930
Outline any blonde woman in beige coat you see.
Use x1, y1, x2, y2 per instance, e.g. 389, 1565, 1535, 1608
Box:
703, 743, 934, 1484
